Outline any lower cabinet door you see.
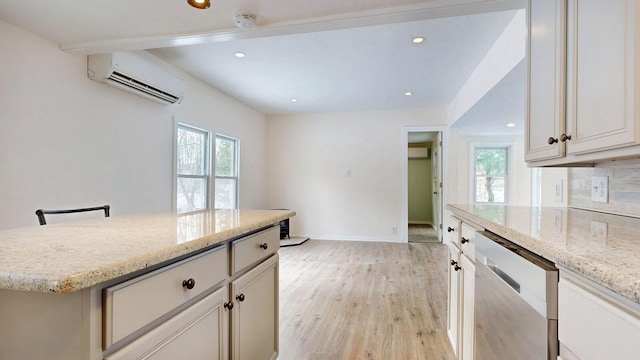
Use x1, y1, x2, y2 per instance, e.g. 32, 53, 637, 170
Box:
460, 254, 475, 360
231, 254, 279, 360
447, 244, 461, 358
105, 286, 228, 360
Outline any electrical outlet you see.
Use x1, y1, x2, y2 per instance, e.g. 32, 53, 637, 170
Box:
591, 176, 609, 203
554, 179, 563, 203
391, 226, 398, 234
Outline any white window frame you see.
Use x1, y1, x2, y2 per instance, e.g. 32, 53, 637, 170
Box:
173, 122, 212, 213
214, 134, 239, 209
470, 143, 511, 205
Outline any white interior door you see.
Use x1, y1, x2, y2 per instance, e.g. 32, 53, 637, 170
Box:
432, 132, 443, 241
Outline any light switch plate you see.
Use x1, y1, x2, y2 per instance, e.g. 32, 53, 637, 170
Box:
591, 176, 609, 203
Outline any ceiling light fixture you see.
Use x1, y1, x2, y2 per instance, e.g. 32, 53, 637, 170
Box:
405, 92, 413, 96
507, 123, 515, 127
291, 98, 298, 102
234, 52, 245, 58
187, 0, 210, 10
412, 37, 425, 44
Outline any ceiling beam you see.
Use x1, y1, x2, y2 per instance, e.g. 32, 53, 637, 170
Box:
61, 0, 526, 55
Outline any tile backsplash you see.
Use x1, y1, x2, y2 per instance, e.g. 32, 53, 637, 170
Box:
569, 160, 640, 218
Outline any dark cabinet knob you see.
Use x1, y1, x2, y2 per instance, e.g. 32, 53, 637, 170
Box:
461, 237, 470, 244
447, 227, 455, 233
259, 243, 268, 250
560, 134, 572, 142
224, 301, 234, 310
450, 260, 461, 271
236, 293, 246, 302
182, 278, 195, 290
548, 137, 559, 144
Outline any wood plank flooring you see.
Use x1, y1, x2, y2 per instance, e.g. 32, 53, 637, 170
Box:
278, 240, 455, 360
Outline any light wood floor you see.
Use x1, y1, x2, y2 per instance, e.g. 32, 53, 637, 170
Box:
278, 240, 455, 360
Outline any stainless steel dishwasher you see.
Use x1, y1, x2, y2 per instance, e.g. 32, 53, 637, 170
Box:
475, 231, 558, 360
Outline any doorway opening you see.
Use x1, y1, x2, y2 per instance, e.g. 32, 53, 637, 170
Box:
402, 127, 447, 243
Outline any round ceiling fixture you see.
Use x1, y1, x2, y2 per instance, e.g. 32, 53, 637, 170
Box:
187, 0, 210, 10
234, 14, 257, 29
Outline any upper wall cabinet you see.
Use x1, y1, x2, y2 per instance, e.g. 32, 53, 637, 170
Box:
526, 0, 640, 166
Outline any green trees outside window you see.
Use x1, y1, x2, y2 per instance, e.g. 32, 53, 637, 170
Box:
474, 147, 507, 203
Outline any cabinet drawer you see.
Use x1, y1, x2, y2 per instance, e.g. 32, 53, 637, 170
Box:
446, 215, 461, 247
460, 223, 476, 261
103, 245, 227, 348
231, 226, 279, 274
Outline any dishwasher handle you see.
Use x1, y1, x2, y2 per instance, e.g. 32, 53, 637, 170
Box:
485, 258, 521, 293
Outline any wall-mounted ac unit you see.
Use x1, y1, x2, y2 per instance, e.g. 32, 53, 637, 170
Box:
87, 52, 185, 105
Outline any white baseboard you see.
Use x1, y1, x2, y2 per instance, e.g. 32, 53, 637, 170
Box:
296, 234, 407, 243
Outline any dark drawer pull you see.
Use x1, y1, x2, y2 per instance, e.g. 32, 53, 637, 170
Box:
259, 243, 268, 250
461, 237, 470, 244
224, 301, 234, 310
236, 293, 246, 302
447, 227, 455, 233
182, 278, 195, 290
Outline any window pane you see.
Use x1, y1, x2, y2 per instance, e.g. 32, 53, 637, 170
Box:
177, 127, 207, 175
215, 137, 236, 177
476, 176, 505, 203
177, 177, 207, 213
475, 148, 507, 176
215, 178, 236, 209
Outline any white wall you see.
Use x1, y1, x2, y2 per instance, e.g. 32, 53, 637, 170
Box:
265, 108, 447, 242
0, 20, 266, 229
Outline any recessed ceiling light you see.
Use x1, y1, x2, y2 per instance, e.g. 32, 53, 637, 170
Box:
507, 123, 515, 127
412, 37, 425, 44
291, 98, 298, 102
187, 0, 210, 10
234, 52, 245, 58
405, 92, 413, 96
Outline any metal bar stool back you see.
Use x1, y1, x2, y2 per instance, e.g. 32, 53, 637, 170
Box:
35, 205, 111, 225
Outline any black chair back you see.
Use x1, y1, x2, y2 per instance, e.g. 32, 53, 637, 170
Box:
35, 205, 111, 225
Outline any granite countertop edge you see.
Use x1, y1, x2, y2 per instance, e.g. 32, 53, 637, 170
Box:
446, 204, 640, 304
0, 210, 294, 294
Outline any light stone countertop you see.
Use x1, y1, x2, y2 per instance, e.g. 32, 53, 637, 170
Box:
0, 209, 295, 293
447, 204, 640, 304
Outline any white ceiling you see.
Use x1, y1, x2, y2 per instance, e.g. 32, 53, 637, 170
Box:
0, 0, 526, 134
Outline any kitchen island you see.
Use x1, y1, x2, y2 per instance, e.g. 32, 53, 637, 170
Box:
0, 209, 294, 360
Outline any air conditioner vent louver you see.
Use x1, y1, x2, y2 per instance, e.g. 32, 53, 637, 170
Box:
109, 71, 181, 104
88, 52, 185, 105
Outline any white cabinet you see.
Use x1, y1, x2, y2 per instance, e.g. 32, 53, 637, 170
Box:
526, 0, 566, 162
526, 0, 640, 166
459, 254, 475, 360
446, 215, 478, 360
558, 270, 640, 360
231, 254, 279, 360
